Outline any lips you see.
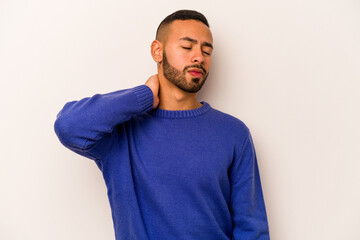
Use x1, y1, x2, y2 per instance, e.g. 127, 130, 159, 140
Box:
188, 69, 203, 77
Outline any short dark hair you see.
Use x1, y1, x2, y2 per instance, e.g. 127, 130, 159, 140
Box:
156, 10, 210, 41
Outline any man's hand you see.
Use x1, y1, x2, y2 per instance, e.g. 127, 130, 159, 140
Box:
145, 74, 160, 109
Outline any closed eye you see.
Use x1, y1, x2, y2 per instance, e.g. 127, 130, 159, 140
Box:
182, 47, 191, 50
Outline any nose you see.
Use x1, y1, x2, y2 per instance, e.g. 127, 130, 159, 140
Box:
191, 48, 205, 64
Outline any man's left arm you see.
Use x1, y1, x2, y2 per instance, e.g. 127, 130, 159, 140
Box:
229, 133, 270, 239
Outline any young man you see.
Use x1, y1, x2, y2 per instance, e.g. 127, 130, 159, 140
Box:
54, 10, 270, 240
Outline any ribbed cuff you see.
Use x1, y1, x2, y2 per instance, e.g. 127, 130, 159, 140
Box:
132, 84, 154, 113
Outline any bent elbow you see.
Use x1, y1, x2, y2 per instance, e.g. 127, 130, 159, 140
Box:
54, 114, 79, 149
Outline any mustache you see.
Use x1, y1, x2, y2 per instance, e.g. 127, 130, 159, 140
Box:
183, 64, 207, 74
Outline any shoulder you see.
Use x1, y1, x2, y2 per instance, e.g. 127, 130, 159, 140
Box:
206, 104, 250, 138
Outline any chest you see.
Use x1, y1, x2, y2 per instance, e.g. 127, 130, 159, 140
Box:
129, 118, 234, 183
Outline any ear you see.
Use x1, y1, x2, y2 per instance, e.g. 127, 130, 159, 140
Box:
151, 40, 163, 64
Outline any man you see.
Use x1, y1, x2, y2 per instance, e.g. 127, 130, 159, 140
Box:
54, 10, 270, 240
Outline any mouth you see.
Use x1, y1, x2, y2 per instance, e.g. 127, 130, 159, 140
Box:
188, 68, 204, 77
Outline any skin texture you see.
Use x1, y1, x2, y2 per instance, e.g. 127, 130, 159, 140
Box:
145, 75, 160, 109
145, 19, 213, 110
162, 49, 209, 93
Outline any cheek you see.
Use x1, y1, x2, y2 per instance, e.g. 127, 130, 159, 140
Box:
205, 58, 212, 71
166, 47, 188, 69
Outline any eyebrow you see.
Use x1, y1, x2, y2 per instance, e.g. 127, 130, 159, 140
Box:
179, 37, 213, 49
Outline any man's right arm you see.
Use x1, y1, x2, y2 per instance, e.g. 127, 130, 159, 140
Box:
54, 75, 159, 161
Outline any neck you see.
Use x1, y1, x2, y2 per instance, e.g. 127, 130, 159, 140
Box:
157, 69, 202, 111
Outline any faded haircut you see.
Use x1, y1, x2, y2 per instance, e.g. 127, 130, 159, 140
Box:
155, 10, 210, 42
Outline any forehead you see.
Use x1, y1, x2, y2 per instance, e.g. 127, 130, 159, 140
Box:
167, 20, 213, 44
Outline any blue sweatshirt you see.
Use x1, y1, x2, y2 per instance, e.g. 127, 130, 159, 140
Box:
54, 84, 270, 240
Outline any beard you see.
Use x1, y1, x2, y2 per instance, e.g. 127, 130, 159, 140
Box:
162, 51, 209, 93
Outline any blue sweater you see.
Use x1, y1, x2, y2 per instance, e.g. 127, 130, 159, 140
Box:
54, 84, 270, 240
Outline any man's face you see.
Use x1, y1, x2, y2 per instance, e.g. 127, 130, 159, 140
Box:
161, 20, 213, 93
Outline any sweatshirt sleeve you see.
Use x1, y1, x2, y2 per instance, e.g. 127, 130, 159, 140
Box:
229, 132, 270, 240
54, 84, 154, 161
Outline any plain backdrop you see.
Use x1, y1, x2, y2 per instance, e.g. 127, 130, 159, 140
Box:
1, 0, 359, 239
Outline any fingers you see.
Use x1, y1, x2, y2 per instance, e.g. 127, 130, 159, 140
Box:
145, 75, 160, 109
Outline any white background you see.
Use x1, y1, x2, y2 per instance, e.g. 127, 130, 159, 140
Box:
1, 0, 360, 239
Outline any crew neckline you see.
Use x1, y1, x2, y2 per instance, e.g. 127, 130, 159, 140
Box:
149, 101, 211, 119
